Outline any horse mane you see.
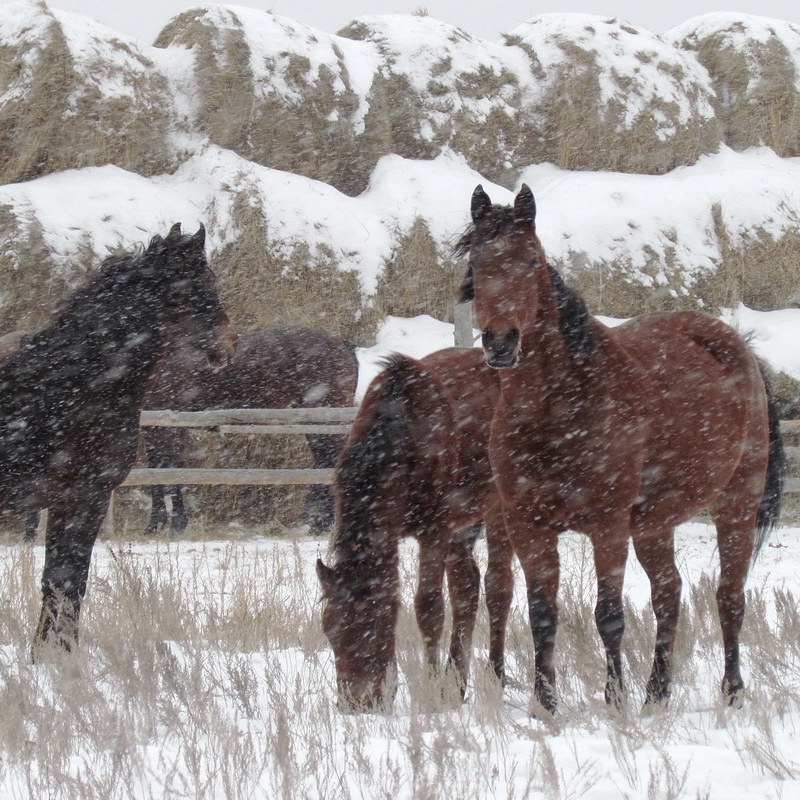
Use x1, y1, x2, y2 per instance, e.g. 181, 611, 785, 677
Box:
330, 353, 449, 567
454, 209, 595, 361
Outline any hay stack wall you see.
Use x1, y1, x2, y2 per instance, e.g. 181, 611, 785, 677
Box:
154, 6, 383, 196
0, 1, 176, 185
337, 14, 536, 190
504, 15, 722, 174
668, 13, 800, 157
1, 3, 800, 348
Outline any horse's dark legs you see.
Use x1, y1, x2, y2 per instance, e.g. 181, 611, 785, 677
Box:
714, 518, 756, 706
144, 485, 168, 535
513, 525, 560, 715
304, 433, 343, 533
169, 486, 188, 534
414, 538, 448, 673
484, 507, 514, 684
23, 510, 40, 542
591, 533, 629, 711
632, 529, 682, 709
444, 525, 482, 697
32, 488, 110, 658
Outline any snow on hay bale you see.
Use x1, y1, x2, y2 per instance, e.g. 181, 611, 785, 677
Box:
504, 14, 722, 174
667, 13, 800, 157
0, 0, 174, 185
337, 13, 532, 189
154, 6, 380, 195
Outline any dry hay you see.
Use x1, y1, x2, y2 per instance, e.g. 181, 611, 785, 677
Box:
202, 170, 370, 344
668, 13, 800, 157
504, 15, 722, 174
0, 0, 174, 185
338, 14, 530, 189
155, 6, 376, 196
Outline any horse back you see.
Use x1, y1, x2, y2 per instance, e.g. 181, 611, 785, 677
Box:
420, 347, 501, 526
612, 311, 770, 524
146, 326, 357, 411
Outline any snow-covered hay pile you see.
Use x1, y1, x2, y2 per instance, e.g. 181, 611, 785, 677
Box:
669, 13, 800, 157
154, 6, 377, 196
0, 1, 174, 186
505, 15, 722, 174
1, 4, 800, 336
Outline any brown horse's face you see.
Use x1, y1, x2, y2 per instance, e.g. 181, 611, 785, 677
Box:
316, 559, 399, 712
460, 185, 543, 369
161, 223, 237, 368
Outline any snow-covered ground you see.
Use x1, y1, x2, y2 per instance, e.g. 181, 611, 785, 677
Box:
2, 313, 800, 799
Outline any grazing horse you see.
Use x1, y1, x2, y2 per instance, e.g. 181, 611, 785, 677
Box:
456, 183, 786, 714
142, 327, 358, 536
316, 347, 511, 711
0, 223, 236, 656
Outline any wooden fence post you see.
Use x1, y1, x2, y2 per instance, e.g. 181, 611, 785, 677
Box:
454, 301, 474, 348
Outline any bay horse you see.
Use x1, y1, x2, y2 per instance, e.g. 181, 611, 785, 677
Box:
142, 327, 358, 536
316, 347, 514, 711
457, 184, 786, 714
0, 223, 236, 656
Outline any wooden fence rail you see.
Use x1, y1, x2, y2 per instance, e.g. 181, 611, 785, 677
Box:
118, 410, 800, 493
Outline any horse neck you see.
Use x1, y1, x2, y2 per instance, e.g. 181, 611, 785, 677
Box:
518, 264, 578, 383
51, 278, 175, 408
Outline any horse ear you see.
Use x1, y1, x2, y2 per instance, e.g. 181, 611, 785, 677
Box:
166, 222, 182, 242
191, 224, 206, 249
471, 184, 493, 223
514, 184, 536, 224
316, 558, 335, 594
457, 264, 474, 303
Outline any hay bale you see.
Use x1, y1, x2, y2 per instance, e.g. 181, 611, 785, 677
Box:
338, 14, 530, 188
504, 14, 722, 173
0, 0, 175, 184
667, 13, 800, 157
155, 6, 380, 195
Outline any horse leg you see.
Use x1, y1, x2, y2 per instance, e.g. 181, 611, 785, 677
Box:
632, 528, 682, 709
414, 538, 448, 674
169, 486, 188, 534
484, 506, 514, 684
32, 487, 111, 658
591, 533, 629, 711
511, 523, 560, 715
144, 485, 168, 536
445, 524, 482, 698
713, 515, 756, 706
23, 510, 41, 542
303, 433, 342, 534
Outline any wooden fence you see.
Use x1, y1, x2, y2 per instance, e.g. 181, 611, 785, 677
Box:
121, 409, 800, 494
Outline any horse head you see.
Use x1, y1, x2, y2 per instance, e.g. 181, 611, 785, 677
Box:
316, 558, 399, 712
456, 184, 545, 369
160, 223, 237, 368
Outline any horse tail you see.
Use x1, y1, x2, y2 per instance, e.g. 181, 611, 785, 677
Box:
754, 358, 787, 562
331, 353, 452, 558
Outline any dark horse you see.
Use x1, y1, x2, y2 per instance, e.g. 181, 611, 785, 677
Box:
0, 223, 236, 656
457, 184, 785, 714
142, 327, 358, 535
316, 347, 514, 711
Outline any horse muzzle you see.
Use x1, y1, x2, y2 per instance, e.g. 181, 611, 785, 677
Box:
482, 328, 520, 369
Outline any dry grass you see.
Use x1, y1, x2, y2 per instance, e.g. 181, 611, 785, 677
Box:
2, 532, 800, 798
